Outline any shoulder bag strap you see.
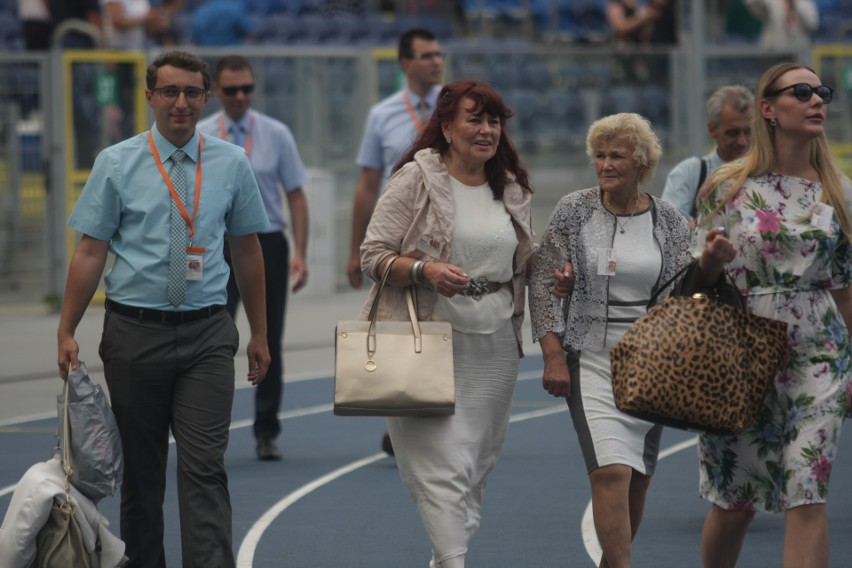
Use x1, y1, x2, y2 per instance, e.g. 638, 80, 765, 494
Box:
690, 157, 709, 219
61, 373, 74, 492
366, 256, 399, 356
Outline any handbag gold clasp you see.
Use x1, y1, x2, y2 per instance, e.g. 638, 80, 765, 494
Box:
692, 293, 708, 301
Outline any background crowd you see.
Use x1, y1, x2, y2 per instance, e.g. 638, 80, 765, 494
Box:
6, 0, 850, 51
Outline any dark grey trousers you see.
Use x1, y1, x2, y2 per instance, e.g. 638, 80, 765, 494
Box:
100, 308, 239, 568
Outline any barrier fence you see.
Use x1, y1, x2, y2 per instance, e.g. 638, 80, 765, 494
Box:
1, 42, 847, 305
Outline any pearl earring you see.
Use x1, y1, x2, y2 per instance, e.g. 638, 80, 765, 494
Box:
770, 118, 777, 126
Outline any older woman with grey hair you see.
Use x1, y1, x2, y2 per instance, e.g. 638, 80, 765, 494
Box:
529, 113, 693, 568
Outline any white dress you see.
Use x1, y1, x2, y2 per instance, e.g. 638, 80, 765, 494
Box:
387, 178, 519, 568
566, 208, 665, 475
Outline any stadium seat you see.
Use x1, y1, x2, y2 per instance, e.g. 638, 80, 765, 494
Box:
326, 12, 368, 44
517, 59, 554, 90
394, 14, 454, 38
504, 87, 544, 148
256, 14, 297, 44
361, 12, 399, 45
600, 85, 640, 115
0, 13, 22, 51
638, 85, 670, 131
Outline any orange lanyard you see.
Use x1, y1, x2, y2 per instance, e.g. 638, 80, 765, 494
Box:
403, 92, 426, 133
218, 113, 253, 158
148, 131, 203, 243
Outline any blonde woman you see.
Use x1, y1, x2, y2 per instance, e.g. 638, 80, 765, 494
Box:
694, 62, 852, 568
530, 113, 695, 568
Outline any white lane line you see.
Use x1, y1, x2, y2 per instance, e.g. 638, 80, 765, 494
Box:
0, 404, 335, 499
580, 436, 699, 565
1, 370, 549, 538
235, 401, 569, 567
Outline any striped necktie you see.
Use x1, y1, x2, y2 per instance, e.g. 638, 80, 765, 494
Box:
167, 149, 187, 307
418, 98, 430, 123
230, 124, 245, 148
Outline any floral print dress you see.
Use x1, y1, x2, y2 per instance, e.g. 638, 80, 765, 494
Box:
693, 172, 852, 513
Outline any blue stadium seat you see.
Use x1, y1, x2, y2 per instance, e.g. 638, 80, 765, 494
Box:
326, 12, 368, 44
0, 13, 22, 51
639, 85, 670, 131
256, 14, 297, 44
289, 13, 332, 44
361, 12, 399, 45
517, 59, 553, 90
394, 14, 453, 38
600, 85, 640, 115
544, 88, 587, 145
504, 87, 544, 148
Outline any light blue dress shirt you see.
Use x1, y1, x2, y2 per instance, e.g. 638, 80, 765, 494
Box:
198, 109, 309, 234
660, 149, 724, 220
356, 85, 442, 183
68, 124, 269, 310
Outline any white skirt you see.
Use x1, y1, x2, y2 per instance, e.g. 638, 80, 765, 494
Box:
387, 319, 519, 565
567, 321, 662, 476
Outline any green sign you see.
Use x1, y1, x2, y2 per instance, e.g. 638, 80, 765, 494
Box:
95, 72, 118, 106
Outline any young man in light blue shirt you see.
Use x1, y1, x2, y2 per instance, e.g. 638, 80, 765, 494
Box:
58, 50, 270, 568
198, 54, 309, 462
661, 85, 753, 229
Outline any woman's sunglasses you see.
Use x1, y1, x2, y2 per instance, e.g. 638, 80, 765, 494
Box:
768, 83, 833, 104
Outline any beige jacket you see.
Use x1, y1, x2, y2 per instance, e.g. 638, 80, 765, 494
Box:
360, 148, 535, 355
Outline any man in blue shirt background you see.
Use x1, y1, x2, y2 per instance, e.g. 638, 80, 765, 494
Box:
661, 85, 753, 229
347, 27, 444, 290
199, 54, 310, 461
57, 50, 270, 568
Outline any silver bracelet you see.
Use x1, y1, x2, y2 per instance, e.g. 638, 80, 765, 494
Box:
408, 260, 423, 285
415, 261, 427, 285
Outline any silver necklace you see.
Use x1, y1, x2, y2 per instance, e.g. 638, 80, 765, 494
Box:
608, 194, 640, 234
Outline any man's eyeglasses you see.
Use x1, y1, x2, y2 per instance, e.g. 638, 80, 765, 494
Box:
152, 86, 208, 102
221, 84, 255, 96
767, 83, 833, 104
413, 51, 444, 61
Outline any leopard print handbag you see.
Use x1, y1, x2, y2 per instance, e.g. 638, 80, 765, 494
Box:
610, 262, 789, 436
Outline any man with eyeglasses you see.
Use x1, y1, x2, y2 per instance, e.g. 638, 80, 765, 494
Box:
662, 85, 754, 229
346, 27, 443, 456
198, 54, 309, 462
58, 50, 270, 568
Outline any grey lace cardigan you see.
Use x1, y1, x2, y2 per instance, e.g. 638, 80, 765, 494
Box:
529, 186, 691, 352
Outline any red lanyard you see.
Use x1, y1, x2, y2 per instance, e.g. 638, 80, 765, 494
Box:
218, 113, 253, 158
403, 92, 426, 133
148, 130, 203, 243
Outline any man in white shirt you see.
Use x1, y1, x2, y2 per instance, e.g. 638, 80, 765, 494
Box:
661, 85, 753, 229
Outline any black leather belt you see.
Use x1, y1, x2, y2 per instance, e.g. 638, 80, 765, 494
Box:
106, 299, 226, 324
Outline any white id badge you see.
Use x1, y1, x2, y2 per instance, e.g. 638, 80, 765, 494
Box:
186, 254, 203, 281
811, 203, 834, 232
416, 233, 441, 257
597, 248, 617, 276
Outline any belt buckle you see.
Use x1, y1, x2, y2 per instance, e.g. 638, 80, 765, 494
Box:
462, 276, 490, 301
